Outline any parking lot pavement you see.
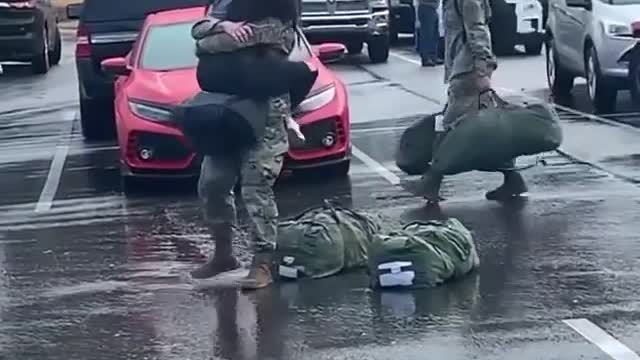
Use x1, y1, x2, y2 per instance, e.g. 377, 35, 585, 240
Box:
2, 38, 640, 359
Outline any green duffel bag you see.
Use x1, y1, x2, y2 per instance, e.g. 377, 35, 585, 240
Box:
430, 100, 563, 175
276, 201, 381, 280
368, 218, 479, 289
395, 113, 438, 175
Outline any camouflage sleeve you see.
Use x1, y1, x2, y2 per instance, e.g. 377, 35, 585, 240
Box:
459, 0, 497, 77
196, 19, 294, 54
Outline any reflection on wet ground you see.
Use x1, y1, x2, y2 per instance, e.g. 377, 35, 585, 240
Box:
2, 38, 640, 359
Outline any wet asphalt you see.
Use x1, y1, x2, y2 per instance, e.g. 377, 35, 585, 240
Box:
2, 31, 640, 360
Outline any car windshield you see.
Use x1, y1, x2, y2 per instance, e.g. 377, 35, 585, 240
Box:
139, 21, 313, 71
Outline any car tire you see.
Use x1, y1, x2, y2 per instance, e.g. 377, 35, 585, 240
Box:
32, 26, 50, 74
629, 51, 640, 105
346, 42, 363, 55
585, 45, 617, 114
49, 28, 62, 66
367, 35, 390, 64
490, 0, 516, 56
122, 176, 144, 196
80, 98, 115, 141
327, 159, 351, 177
545, 38, 574, 96
525, 40, 543, 56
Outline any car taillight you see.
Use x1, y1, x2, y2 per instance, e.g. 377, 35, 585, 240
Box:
76, 25, 91, 58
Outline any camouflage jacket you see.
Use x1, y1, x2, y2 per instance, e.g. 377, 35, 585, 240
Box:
443, 0, 497, 82
192, 17, 296, 56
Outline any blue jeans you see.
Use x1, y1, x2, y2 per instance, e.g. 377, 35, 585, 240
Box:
417, 4, 439, 61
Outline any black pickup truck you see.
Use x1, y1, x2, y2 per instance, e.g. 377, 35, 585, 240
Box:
0, 0, 62, 74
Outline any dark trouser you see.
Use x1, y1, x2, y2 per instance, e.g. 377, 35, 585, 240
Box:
417, 4, 439, 62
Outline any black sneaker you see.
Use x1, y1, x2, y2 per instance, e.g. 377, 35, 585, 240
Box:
421, 58, 436, 67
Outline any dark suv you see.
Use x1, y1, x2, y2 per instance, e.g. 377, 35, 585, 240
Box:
67, 0, 208, 140
0, 0, 62, 74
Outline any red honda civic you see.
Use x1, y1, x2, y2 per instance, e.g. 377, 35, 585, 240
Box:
100, 6, 351, 189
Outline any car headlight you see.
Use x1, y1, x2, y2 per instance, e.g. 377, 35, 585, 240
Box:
369, 0, 388, 8
297, 85, 336, 113
128, 100, 173, 123
602, 20, 631, 37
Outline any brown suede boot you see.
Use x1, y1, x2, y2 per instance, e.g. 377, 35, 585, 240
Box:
190, 223, 241, 279
238, 252, 274, 290
485, 171, 528, 201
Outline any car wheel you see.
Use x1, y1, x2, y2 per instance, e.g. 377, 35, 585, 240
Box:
346, 42, 363, 55
629, 52, 640, 105
367, 35, 390, 64
80, 98, 115, 141
327, 159, 351, 177
32, 26, 50, 74
546, 38, 574, 96
525, 40, 543, 56
585, 45, 617, 114
49, 28, 62, 66
122, 176, 144, 196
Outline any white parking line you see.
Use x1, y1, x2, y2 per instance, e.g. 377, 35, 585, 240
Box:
35, 111, 76, 213
351, 146, 400, 185
564, 319, 640, 360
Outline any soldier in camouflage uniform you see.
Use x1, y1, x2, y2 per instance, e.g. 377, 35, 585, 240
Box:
420, 0, 527, 202
190, 0, 296, 289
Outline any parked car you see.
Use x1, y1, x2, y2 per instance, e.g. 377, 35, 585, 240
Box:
66, 0, 208, 141
545, 0, 640, 113
388, 0, 544, 56
0, 0, 62, 74
300, 0, 390, 63
100, 6, 352, 192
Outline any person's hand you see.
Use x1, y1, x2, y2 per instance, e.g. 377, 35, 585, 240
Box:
220, 21, 253, 42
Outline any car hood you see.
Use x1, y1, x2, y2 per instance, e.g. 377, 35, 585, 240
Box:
126, 58, 335, 107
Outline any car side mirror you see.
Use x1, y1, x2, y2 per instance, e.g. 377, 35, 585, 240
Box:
566, 0, 591, 10
314, 43, 346, 64
66, 3, 83, 20
101, 57, 131, 77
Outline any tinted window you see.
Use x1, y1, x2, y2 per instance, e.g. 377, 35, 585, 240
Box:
140, 22, 198, 70
81, 0, 208, 22
140, 21, 313, 71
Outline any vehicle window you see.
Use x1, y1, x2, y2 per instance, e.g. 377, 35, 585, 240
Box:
81, 0, 207, 22
140, 22, 198, 71
140, 22, 313, 71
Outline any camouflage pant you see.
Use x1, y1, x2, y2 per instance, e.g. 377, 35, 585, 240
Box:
442, 71, 497, 131
198, 145, 285, 253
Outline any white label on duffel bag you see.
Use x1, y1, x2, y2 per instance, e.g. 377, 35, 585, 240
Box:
279, 265, 299, 279
378, 261, 415, 287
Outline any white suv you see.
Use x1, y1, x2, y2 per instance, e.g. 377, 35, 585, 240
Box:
545, 0, 640, 113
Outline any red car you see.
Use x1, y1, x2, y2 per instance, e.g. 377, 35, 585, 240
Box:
100, 6, 351, 189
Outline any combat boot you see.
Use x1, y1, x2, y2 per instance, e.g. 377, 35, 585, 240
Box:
238, 252, 274, 290
190, 223, 241, 279
420, 131, 446, 203
485, 171, 528, 201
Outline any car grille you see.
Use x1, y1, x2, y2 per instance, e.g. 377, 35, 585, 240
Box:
0, 8, 35, 36
302, 0, 369, 14
291, 117, 346, 151
127, 131, 192, 162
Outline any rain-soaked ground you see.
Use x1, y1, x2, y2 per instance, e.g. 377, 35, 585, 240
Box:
2, 29, 640, 360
